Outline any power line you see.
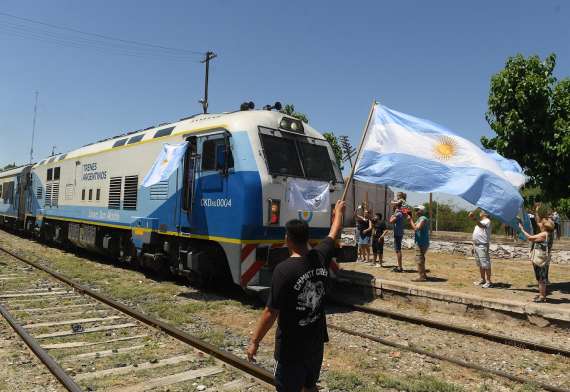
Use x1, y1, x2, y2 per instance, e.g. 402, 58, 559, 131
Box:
0, 11, 204, 57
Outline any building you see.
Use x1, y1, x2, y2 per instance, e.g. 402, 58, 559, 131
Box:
343, 179, 393, 226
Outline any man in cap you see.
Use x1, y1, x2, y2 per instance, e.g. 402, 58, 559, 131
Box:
469, 210, 493, 288
407, 205, 429, 282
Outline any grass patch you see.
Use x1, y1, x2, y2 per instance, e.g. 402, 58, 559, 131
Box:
324, 370, 376, 392
376, 373, 464, 392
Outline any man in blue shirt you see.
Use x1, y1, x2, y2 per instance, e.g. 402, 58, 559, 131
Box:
389, 201, 405, 272
408, 205, 429, 282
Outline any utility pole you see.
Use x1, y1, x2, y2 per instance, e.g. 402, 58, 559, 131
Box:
200, 51, 217, 114
29, 91, 39, 164
429, 192, 433, 233
339, 135, 357, 217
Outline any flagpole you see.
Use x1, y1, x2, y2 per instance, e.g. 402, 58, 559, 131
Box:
341, 99, 377, 202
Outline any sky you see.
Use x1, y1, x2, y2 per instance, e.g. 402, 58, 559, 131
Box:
0, 0, 568, 208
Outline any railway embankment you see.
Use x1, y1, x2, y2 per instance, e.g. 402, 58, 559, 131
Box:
2, 228, 570, 391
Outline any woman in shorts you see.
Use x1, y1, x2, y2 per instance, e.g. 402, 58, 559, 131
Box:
356, 210, 372, 262
518, 219, 554, 303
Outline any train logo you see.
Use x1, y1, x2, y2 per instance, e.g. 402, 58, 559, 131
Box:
298, 210, 314, 223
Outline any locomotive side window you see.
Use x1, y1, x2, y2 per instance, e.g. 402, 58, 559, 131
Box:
201, 138, 234, 171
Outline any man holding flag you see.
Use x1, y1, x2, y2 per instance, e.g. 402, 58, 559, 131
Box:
346, 103, 526, 230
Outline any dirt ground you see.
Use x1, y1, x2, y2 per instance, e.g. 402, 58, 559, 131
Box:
1, 229, 568, 391
343, 246, 570, 308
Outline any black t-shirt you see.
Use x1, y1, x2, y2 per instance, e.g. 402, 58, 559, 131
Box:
373, 220, 387, 239
357, 218, 370, 233
266, 237, 335, 364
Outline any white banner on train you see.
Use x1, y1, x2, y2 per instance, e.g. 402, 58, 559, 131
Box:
287, 179, 330, 213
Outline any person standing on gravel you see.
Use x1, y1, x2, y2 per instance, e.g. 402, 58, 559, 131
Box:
247, 200, 346, 392
469, 210, 493, 288
371, 212, 388, 267
407, 205, 429, 281
389, 200, 405, 272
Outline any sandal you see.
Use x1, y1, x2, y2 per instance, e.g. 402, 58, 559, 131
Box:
532, 296, 547, 303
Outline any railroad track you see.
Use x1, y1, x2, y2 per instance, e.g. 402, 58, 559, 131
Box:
0, 246, 274, 392
328, 295, 570, 392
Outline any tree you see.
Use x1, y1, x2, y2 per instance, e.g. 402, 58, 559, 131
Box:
323, 132, 343, 169
2, 163, 16, 171
482, 53, 570, 203
280, 104, 309, 123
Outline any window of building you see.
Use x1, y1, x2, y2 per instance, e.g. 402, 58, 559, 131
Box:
81, 189, 85, 201
88, 189, 93, 201
96, 189, 101, 201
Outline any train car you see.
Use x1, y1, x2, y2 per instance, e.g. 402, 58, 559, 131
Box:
0, 165, 32, 229
24, 108, 345, 293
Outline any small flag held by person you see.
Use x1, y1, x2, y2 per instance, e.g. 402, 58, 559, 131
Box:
353, 103, 526, 223
142, 142, 188, 187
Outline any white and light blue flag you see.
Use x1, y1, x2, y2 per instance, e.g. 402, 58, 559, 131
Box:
287, 178, 330, 213
142, 142, 188, 188
354, 104, 526, 223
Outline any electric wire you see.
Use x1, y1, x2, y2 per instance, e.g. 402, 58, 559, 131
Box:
0, 11, 205, 60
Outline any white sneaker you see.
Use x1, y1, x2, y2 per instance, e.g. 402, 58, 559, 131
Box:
473, 280, 485, 286
481, 282, 493, 288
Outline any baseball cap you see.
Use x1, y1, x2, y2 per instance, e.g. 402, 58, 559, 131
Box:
414, 205, 426, 212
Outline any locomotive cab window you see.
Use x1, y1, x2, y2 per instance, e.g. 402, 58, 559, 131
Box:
201, 137, 234, 172
54, 167, 60, 180
47, 168, 53, 181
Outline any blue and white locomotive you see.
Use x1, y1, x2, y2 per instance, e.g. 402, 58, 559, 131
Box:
0, 108, 345, 292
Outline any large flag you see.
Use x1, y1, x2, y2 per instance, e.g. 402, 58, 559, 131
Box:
354, 104, 525, 223
142, 142, 188, 188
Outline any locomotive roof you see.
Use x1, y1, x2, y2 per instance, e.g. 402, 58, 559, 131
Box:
32, 110, 322, 168
0, 165, 30, 179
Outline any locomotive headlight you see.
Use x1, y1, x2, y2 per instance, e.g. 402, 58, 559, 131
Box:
278, 117, 304, 134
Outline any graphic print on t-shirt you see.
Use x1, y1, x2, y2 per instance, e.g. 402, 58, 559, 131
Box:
294, 267, 327, 326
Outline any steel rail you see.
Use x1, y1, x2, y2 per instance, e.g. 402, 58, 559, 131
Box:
330, 292, 570, 357
0, 247, 275, 386
328, 323, 570, 392
0, 302, 83, 392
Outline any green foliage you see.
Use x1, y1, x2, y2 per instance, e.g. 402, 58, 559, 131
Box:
323, 132, 344, 169
1, 163, 17, 171
483, 53, 570, 201
425, 202, 504, 234
280, 103, 309, 123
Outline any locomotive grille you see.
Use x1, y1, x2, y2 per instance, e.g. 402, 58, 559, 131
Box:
108, 177, 122, 210
36, 186, 43, 200
51, 183, 59, 207
150, 180, 169, 200
44, 184, 52, 207
123, 175, 138, 210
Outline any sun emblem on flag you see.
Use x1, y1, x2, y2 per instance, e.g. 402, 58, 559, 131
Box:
161, 158, 169, 166
434, 136, 457, 160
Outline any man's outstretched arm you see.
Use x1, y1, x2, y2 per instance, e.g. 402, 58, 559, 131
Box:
328, 200, 346, 240
247, 307, 278, 362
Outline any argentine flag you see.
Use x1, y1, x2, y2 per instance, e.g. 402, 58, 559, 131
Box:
354, 104, 526, 223
142, 142, 188, 188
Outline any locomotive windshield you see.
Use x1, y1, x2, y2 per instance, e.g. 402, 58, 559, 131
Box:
259, 130, 340, 182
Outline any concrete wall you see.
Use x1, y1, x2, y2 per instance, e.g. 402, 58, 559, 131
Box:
343, 179, 393, 226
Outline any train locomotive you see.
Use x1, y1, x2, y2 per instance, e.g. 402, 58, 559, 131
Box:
0, 108, 345, 293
